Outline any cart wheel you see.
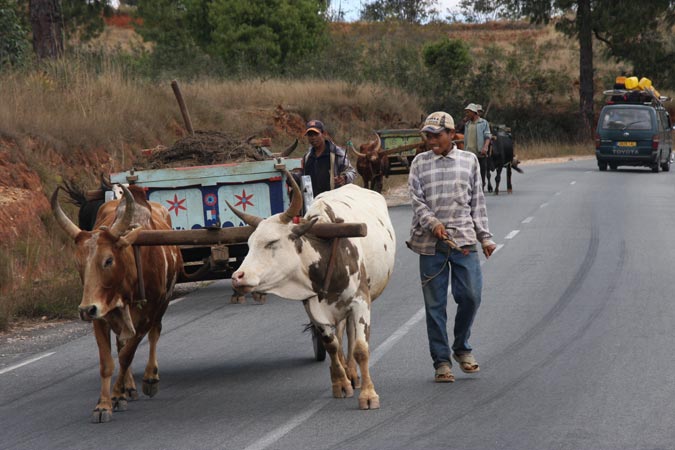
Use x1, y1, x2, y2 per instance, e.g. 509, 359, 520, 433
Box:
312, 325, 326, 362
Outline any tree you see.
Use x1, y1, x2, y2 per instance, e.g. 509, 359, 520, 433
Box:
208, 0, 327, 72
136, 0, 328, 75
466, 0, 675, 137
0, 0, 30, 67
422, 37, 472, 109
61, 0, 112, 42
361, 0, 439, 23
29, 0, 63, 59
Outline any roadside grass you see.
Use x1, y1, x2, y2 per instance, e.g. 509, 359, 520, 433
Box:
0, 57, 423, 159
516, 140, 594, 160
0, 216, 82, 332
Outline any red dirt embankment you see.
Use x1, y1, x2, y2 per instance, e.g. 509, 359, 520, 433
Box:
0, 144, 50, 244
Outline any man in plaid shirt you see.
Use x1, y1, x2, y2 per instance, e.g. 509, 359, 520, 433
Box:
408, 111, 497, 383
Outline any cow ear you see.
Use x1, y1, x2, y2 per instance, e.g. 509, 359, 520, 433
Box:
116, 224, 142, 248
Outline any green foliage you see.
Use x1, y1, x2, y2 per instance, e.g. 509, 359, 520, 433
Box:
0, 0, 30, 68
360, 0, 439, 23
422, 37, 471, 110
136, 0, 328, 77
62, 0, 113, 42
208, 0, 328, 72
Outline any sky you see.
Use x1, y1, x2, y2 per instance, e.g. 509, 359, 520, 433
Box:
329, 0, 462, 21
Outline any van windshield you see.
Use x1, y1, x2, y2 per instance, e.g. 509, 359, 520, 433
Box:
600, 108, 652, 130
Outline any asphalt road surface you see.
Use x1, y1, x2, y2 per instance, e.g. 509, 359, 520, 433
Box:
2, 159, 675, 450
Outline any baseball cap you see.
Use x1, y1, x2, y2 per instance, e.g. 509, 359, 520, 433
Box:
304, 119, 325, 135
420, 111, 455, 134
465, 103, 480, 114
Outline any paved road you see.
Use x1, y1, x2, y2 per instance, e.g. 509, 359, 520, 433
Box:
2, 159, 675, 450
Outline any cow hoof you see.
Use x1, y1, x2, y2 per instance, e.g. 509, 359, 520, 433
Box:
358, 395, 380, 410
333, 383, 354, 398
507, 189, 513, 194
92, 408, 112, 423
142, 378, 159, 397
230, 294, 246, 304
252, 293, 267, 304
112, 397, 128, 411
230, 294, 246, 305
125, 388, 139, 401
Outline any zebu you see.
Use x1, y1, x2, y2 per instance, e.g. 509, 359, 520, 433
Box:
52, 184, 182, 423
486, 126, 523, 194
229, 176, 395, 409
349, 134, 389, 193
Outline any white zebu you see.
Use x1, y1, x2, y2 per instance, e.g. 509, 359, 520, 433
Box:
229, 178, 395, 409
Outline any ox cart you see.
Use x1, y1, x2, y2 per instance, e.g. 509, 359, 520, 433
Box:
95, 156, 367, 362
376, 128, 426, 176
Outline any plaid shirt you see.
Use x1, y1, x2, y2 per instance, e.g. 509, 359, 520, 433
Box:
407, 147, 493, 255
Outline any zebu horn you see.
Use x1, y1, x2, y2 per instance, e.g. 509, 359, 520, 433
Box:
280, 139, 298, 157
348, 141, 366, 158
109, 184, 136, 239
292, 217, 319, 238
280, 169, 303, 224
374, 133, 381, 153
226, 200, 263, 228
51, 187, 82, 240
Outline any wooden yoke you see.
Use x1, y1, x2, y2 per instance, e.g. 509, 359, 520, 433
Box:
132, 245, 148, 307
318, 219, 346, 301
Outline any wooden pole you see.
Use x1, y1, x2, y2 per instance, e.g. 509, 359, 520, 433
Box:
171, 80, 194, 135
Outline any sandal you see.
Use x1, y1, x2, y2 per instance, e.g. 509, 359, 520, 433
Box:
453, 353, 480, 373
434, 363, 455, 383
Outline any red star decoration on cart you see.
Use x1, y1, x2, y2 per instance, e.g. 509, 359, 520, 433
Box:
234, 189, 255, 211
166, 194, 187, 216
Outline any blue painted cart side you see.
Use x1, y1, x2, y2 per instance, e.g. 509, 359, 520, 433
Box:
110, 157, 303, 282
110, 158, 303, 230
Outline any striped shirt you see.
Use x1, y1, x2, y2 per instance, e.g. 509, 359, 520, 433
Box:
407, 147, 493, 255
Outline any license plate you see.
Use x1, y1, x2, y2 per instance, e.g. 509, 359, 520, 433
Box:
617, 141, 636, 147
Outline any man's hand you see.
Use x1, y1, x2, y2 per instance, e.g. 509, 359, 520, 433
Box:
433, 224, 448, 240
334, 175, 346, 187
482, 243, 497, 259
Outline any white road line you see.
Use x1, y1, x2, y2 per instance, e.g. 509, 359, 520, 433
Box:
505, 230, 520, 240
521, 216, 534, 224
0, 352, 55, 375
243, 243, 499, 450
540, 202, 549, 208
570, 181, 577, 185
171, 296, 186, 305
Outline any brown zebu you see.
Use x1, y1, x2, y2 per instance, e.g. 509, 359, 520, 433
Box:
52, 184, 182, 423
349, 134, 389, 193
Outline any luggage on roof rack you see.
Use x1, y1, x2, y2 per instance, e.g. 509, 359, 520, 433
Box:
604, 76, 671, 106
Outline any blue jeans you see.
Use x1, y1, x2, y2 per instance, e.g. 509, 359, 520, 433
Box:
419, 241, 482, 369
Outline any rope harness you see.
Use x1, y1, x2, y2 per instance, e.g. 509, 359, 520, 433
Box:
421, 238, 470, 288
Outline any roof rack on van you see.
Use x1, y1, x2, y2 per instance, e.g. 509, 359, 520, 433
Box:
602, 89, 671, 107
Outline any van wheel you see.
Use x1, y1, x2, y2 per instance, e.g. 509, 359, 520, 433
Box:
609, 164, 617, 171
598, 162, 608, 171
662, 153, 671, 172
